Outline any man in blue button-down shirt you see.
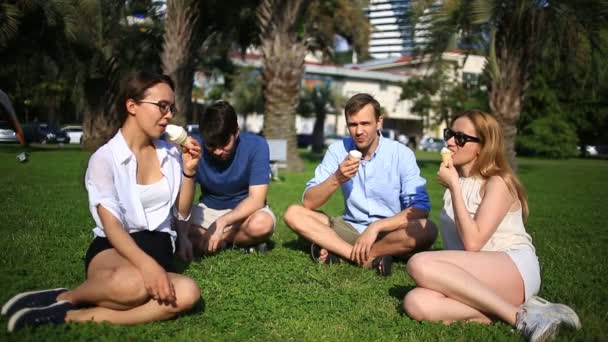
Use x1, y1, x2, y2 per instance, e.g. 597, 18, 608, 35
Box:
284, 93, 437, 276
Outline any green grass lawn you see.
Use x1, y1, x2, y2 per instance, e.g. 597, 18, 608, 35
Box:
0, 145, 606, 341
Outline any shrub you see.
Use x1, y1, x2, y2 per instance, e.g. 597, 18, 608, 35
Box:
516, 116, 579, 158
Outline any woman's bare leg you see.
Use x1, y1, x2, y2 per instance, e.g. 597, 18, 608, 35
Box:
65, 273, 199, 324
404, 250, 524, 325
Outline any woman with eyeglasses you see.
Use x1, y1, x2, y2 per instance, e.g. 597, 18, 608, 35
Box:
403, 111, 580, 341
3, 70, 202, 331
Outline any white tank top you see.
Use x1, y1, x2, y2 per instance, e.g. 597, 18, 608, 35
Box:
135, 177, 172, 232
439, 176, 535, 253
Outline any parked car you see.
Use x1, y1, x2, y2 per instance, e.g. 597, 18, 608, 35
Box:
419, 137, 445, 152
324, 134, 346, 147
380, 129, 397, 140
62, 125, 83, 144
0, 121, 18, 143
22, 123, 69, 144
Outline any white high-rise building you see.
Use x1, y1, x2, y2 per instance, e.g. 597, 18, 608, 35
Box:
367, 0, 413, 59
366, 0, 437, 59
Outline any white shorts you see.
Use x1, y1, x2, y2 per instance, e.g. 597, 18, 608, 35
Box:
504, 247, 541, 300
189, 202, 276, 232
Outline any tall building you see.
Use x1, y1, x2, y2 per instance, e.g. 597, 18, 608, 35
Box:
366, 0, 413, 59
366, 0, 437, 59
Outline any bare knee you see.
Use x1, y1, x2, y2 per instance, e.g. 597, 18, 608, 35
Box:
106, 267, 148, 306
243, 213, 274, 238
284, 204, 305, 232
169, 277, 200, 313
404, 288, 435, 321
407, 219, 437, 251
406, 252, 435, 284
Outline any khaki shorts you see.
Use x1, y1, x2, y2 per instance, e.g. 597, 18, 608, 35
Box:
327, 216, 361, 245
190, 202, 276, 232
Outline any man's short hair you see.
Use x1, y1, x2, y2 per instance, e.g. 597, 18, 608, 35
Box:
199, 100, 238, 147
344, 93, 381, 120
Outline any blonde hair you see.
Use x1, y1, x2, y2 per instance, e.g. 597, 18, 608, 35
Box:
451, 110, 529, 221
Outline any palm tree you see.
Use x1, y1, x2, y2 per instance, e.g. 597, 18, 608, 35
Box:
410, 0, 607, 168
257, 0, 308, 172
257, 0, 370, 172
161, 0, 201, 126
298, 83, 345, 153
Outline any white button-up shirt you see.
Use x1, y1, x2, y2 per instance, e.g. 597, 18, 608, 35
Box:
85, 130, 188, 242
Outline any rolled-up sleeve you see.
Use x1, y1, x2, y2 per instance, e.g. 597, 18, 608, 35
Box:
302, 145, 341, 201
85, 152, 123, 229
399, 147, 431, 212
168, 148, 191, 222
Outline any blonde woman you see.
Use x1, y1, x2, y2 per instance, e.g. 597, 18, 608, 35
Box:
404, 111, 580, 341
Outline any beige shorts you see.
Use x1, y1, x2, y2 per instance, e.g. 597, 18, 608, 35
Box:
189, 202, 276, 232
328, 216, 361, 245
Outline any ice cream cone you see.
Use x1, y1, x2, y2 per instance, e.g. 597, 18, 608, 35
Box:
440, 147, 453, 165
166, 124, 188, 145
349, 150, 362, 161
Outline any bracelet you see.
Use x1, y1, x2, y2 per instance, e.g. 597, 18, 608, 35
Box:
182, 170, 195, 178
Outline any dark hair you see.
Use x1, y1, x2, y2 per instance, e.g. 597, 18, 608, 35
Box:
199, 100, 238, 147
89, 70, 174, 151
117, 70, 175, 126
344, 93, 381, 120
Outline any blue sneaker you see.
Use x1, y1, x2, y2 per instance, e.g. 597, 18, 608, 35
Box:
2, 288, 67, 318
8, 301, 74, 332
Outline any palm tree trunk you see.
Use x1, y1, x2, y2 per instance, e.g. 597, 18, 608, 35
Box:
161, 0, 200, 126
82, 58, 122, 151
311, 110, 326, 153
258, 0, 307, 173
489, 81, 522, 170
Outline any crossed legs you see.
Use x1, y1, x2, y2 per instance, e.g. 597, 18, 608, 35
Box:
403, 250, 524, 325
190, 209, 274, 253
56, 249, 200, 324
283, 204, 437, 266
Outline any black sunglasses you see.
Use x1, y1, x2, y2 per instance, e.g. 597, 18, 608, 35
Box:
443, 128, 481, 147
138, 100, 178, 115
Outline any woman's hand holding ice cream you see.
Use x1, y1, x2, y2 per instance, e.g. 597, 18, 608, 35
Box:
437, 147, 459, 188
440, 147, 453, 166
165, 125, 201, 176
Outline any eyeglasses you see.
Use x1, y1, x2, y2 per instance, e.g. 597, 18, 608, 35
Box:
443, 128, 481, 147
137, 100, 178, 115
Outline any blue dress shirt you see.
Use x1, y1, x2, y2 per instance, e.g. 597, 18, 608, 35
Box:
305, 134, 430, 233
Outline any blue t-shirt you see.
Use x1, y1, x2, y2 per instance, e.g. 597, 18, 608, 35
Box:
195, 132, 270, 210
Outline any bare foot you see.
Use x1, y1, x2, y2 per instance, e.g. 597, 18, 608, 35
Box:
318, 248, 329, 263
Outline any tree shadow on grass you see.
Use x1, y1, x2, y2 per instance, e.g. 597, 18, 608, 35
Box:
282, 237, 310, 254
389, 284, 416, 315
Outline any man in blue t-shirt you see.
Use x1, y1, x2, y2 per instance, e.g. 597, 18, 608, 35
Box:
177, 101, 275, 259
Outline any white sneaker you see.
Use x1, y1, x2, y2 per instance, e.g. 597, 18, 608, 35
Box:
527, 296, 581, 330
516, 295, 581, 342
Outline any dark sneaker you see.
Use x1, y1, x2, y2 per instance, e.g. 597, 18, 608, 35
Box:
238, 242, 269, 254
8, 301, 74, 332
2, 288, 68, 318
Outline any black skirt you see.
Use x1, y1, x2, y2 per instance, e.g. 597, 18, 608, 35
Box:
84, 230, 176, 273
